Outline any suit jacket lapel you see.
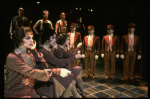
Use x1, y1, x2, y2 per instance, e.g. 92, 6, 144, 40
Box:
74, 33, 79, 43
104, 36, 109, 45
68, 33, 71, 41
92, 36, 97, 46
84, 36, 88, 46
112, 36, 117, 46
124, 35, 129, 45
134, 35, 138, 45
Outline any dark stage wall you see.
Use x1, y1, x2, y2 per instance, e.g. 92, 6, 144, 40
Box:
4, 2, 148, 81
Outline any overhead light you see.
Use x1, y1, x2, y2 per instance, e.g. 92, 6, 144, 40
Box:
37, 2, 40, 4
79, 8, 81, 10
76, 8, 78, 10
91, 9, 93, 12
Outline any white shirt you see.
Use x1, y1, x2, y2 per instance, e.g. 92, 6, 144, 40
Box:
128, 33, 134, 52
88, 34, 94, 47
70, 31, 75, 48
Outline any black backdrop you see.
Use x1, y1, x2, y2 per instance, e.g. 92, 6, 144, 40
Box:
4, 1, 148, 81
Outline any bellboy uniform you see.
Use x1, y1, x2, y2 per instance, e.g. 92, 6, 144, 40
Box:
101, 25, 120, 79
120, 23, 142, 82
82, 26, 100, 78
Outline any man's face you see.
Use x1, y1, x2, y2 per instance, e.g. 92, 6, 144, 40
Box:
49, 34, 56, 47
128, 28, 135, 33
107, 29, 114, 34
61, 13, 66, 19
18, 8, 24, 16
70, 26, 76, 32
43, 12, 49, 20
88, 29, 94, 35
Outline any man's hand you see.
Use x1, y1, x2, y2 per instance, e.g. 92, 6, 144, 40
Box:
95, 55, 99, 60
101, 54, 104, 58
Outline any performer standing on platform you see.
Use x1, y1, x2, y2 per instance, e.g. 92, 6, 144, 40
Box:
82, 25, 100, 78
120, 23, 142, 82
9, 7, 30, 39
55, 12, 67, 36
33, 10, 54, 46
76, 17, 86, 40
67, 23, 82, 67
101, 25, 120, 80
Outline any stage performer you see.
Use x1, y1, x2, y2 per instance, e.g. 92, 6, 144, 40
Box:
76, 17, 86, 40
82, 25, 100, 78
9, 7, 30, 39
4, 27, 71, 98
33, 10, 54, 46
120, 23, 142, 82
101, 25, 120, 80
67, 23, 82, 67
37, 29, 83, 98
55, 12, 67, 36
55, 33, 87, 98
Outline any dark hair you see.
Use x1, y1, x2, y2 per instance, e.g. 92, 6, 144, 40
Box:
56, 33, 69, 45
41, 29, 56, 44
12, 27, 33, 48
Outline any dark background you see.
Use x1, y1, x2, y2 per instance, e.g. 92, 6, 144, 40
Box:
4, 1, 148, 81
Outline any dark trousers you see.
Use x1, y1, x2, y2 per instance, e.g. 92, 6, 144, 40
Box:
85, 51, 96, 77
104, 51, 116, 78
123, 51, 136, 80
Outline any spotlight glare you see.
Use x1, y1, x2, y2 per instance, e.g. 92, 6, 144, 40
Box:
37, 2, 40, 4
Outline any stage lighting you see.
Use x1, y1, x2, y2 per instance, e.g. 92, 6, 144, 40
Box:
79, 8, 81, 10
37, 2, 40, 4
91, 9, 93, 12
76, 8, 78, 10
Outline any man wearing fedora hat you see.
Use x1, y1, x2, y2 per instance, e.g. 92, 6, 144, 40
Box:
82, 25, 100, 78
101, 24, 120, 80
120, 23, 142, 82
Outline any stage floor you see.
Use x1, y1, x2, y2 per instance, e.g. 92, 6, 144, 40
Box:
81, 67, 148, 98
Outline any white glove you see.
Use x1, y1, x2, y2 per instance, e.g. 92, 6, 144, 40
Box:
75, 54, 83, 59
77, 50, 81, 54
82, 54, 85, 58
137, 55, 141, 60
120, 55, 124, 59
60, 68, 71, 78
101, 54, 104, 58
77, 42, 82, 48
95, 55, 99, 60
116, 54, 119, 59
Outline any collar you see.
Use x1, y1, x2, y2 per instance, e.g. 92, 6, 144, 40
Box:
89, 34, 94, 38
108, 33, 113, 38
40, 44, 51, 52
71, 31, 75, 34
58, 44, 66, 50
